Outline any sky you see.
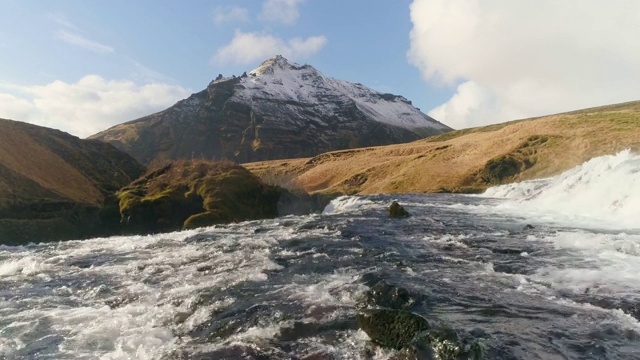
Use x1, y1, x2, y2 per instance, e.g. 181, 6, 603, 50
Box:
1, 0, 639, 137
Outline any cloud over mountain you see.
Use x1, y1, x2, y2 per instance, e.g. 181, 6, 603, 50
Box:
212, 31, 327, 65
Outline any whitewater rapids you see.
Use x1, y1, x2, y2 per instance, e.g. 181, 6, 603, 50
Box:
1, 150, 640, 359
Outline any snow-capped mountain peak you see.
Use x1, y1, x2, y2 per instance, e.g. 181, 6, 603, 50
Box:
249, 55, 304, 76
91, 56, 451, 164
238, 55, 449, 131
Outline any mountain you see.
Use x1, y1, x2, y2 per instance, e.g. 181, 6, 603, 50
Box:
0, 119, 144, 243
90, 55, 451, 165
245, 100, 640, 195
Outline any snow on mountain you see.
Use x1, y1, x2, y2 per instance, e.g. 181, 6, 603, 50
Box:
91, 55, 451, 164
217, 55, 449, 131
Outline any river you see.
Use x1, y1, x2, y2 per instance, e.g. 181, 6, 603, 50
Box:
1, 151, 639, 359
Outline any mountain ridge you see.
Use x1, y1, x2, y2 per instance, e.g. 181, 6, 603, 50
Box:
91, 55, 451, 165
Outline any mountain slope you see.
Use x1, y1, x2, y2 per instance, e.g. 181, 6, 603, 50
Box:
91, 55, 451, 165
0, 119, 145, 243
245, 101, 640, 195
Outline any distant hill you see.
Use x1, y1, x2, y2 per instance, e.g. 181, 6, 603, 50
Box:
0, 119, 144, 243
245, 101, 640, 195
90, 55, 451, 165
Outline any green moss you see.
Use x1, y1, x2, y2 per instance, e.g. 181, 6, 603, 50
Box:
117, 159, 282, 235
183, 212, 221, 229
357, 309, 430, 350
480, 155, 522, 184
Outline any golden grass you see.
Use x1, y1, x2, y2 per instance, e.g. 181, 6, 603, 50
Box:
0, 121, 101, 204
245, 101, 640, 194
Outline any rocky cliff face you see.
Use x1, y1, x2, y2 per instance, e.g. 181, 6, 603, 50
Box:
0, 119, 145, 244
91, 56, 451, 165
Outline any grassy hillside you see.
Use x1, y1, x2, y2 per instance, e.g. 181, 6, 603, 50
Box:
0, 119, 145, 243
245, 101, 640, 194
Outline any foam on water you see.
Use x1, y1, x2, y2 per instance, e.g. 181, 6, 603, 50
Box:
0, 225, 287, 359
529, 231, 640, 294
4, 190, 640, 358
481, 149, 640, 231
472, 151, 640, 308
322, 196, 375, 215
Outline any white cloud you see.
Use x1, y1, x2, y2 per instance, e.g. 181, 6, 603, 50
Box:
212, 31, 327, 65
0, 93, 33, 121
260, 0, 305, 25
213, 6, 250, 26
409, 0, 640, 129
56, 30, 115, 54
0, 76, 191, 138
48, 12, 80, 31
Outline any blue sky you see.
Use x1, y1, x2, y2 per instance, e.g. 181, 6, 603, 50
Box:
1, 0, 639, 137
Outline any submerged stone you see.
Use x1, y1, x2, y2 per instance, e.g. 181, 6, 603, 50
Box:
388, 201, 410, 218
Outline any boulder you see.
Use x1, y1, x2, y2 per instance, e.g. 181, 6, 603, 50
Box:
118, 160, 282, 234
357, 309, 429, 350
358, 309, 487, 359
388, 201, 410, 218
404, 326, 487, 360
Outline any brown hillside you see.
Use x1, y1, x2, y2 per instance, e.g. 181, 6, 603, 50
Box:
245, 101, 640, 194
0, 119, 144, 207
0, 119, 145, 243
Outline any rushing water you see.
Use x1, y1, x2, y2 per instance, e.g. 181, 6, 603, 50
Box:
2, 151, 640, 359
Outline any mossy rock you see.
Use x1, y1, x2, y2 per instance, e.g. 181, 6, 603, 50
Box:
388, 201, 410, 218
183, 212, 222, 230
357, 309, 429, 350
406, 327, 487, 360
118, 160, 283, 235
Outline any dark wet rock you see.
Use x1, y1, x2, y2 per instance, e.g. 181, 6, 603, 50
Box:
358, 276, 427, 310
492, 261, 531, 275
388, 201, 410, 218
357, 309, 430, 350
356, 291, 487, 359
523, 224, 535, 230
68, 255, 112, 269
490, 247, 525, 255
196, 264, 214, 272
404, 325, 487, 360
